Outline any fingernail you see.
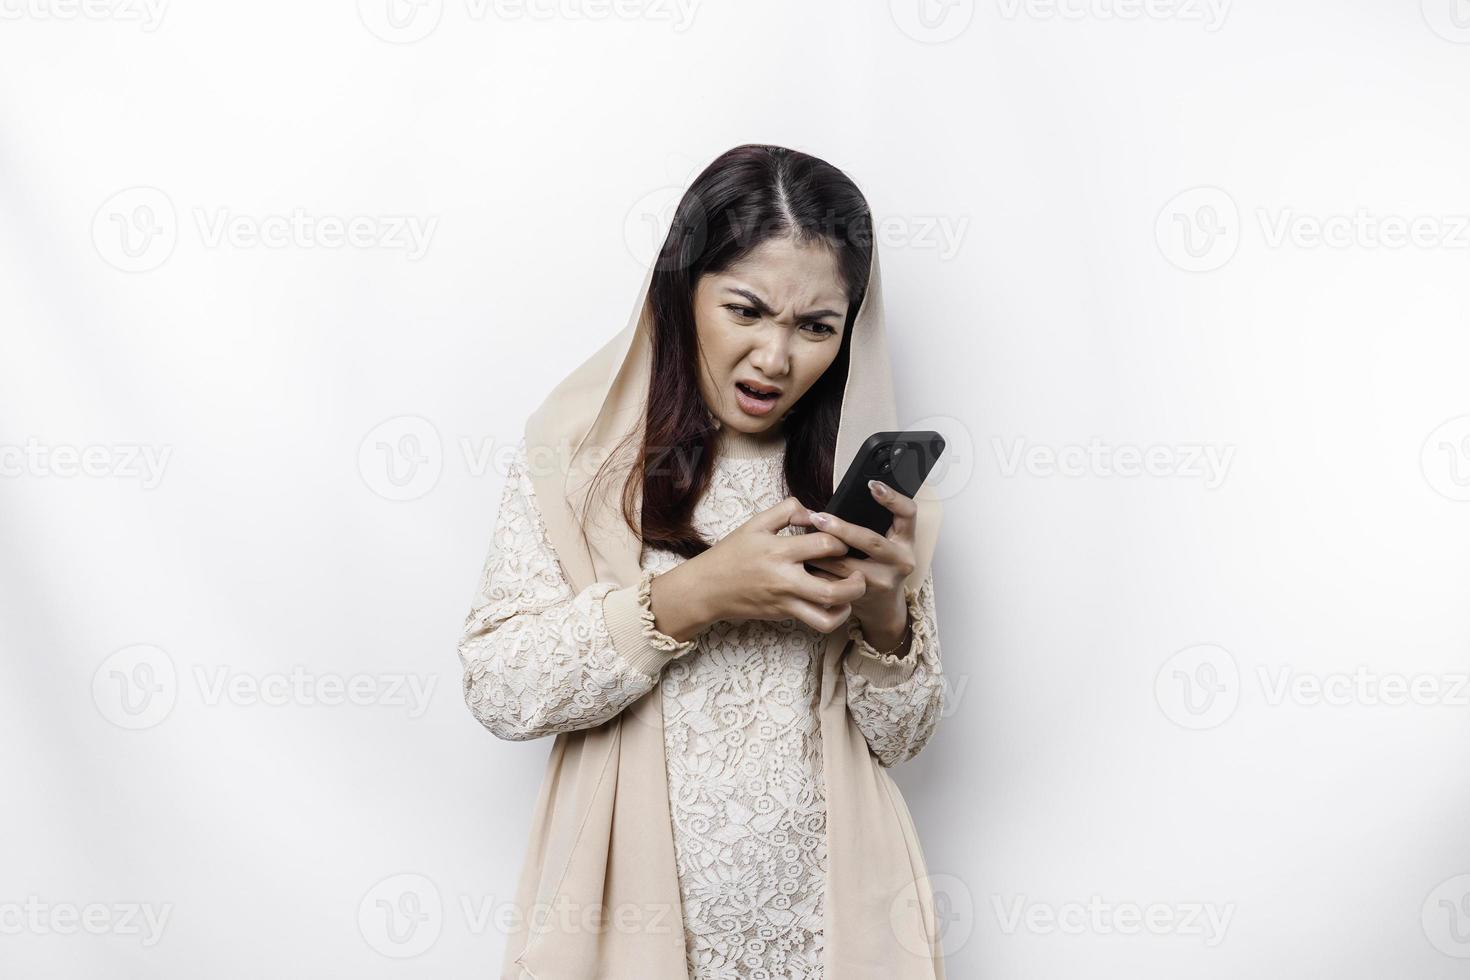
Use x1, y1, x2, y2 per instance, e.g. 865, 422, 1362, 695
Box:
868, 480, 888, 497
810, 511, 830, 527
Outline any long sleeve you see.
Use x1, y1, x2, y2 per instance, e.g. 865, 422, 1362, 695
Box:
841, 569, 947, 767
457, 438, 698, 742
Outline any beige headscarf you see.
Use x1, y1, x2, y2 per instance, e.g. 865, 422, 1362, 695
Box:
508, 159, 946, 979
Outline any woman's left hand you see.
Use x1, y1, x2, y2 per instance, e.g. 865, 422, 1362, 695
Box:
789, 480, 916, 644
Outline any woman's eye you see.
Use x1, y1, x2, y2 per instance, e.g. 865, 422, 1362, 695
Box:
726, 305, 759, 319
801, 322, 836, 337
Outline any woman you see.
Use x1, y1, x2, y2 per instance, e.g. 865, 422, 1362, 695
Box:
458, 144, 949, 980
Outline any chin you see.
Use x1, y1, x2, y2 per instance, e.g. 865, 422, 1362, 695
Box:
725, 413, 780, 432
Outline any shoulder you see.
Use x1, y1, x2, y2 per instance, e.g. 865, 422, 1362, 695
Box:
496, 437, 546, 523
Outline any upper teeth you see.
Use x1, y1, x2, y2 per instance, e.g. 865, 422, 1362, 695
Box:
740, 383, 773, 396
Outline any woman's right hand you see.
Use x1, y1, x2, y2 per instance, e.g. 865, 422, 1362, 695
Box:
651, 497, 867, 639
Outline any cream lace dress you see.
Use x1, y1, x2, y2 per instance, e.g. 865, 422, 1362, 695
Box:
459, 423, 946, 980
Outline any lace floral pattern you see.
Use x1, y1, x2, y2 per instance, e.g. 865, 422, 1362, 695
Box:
637, 567, 699, 656
457, 437, 946, 978
843, 571, 947, 768
457, 443, 658, 741
847, 581, 926, 663
644, 455, 830, 980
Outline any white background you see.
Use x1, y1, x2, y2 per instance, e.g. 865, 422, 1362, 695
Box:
3, 1, 1470, 976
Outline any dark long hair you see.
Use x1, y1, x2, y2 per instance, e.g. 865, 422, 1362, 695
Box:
587, 144, 874, 559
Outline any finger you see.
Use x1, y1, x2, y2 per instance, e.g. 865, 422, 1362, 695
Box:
780, 530, 851, 564
786, 506, 816, 530
749, 496, 810, 534
802, 561, 845, 582
786, 597, 853, 635
807, 510, 893, 561
787, 568, 866, 608
870, 480, 919, 541
803, 556, 857, 579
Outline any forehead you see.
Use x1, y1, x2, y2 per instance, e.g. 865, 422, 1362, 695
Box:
716, 236, 849, 308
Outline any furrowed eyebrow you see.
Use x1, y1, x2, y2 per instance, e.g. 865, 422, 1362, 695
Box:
725, 287, 843, 321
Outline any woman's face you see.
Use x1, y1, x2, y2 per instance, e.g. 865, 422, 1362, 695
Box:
692, 234, 850, 434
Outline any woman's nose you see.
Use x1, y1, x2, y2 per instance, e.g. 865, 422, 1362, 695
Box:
749, 328, 791, 377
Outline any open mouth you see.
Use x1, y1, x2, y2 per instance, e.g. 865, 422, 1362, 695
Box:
735, 382, 780, 401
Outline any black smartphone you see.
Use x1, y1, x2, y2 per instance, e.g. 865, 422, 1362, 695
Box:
805, 430, 946, 564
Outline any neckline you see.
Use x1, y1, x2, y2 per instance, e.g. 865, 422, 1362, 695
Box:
712, 420, 787, 460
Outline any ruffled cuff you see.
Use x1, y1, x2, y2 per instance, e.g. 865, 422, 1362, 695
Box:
600, 569, 699, 679
845, 585, 928, 688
